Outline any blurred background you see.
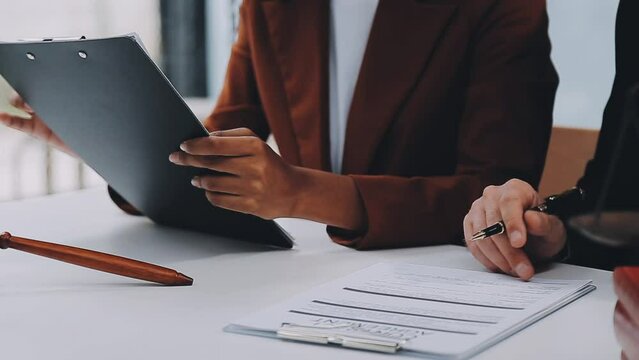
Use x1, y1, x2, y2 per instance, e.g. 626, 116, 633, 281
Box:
0, 0, 620, 201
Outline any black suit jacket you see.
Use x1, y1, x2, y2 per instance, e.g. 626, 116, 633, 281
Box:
570, 0, 639, 269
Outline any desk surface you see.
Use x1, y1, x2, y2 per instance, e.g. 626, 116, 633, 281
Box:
0, 189, 619, 359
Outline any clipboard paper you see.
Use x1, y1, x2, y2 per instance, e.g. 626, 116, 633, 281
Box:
225, 263, 595, 359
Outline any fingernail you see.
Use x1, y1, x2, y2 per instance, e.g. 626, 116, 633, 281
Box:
515, 263, 531, 278
169, 153, 178, 163
191, 177, 201, 187
511, 231, 523, 245
179, 143, 187, 151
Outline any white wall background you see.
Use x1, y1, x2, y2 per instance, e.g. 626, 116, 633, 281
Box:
0, 0, 161, 60
0, 0, 623, 130
547, 0, 619, 129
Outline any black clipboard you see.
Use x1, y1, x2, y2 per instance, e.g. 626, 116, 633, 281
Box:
0, 35, 294, 249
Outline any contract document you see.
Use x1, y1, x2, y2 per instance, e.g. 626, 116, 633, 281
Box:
225, 263, 595, 359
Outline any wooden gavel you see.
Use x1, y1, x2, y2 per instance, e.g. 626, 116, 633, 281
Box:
0, 232, 193, 286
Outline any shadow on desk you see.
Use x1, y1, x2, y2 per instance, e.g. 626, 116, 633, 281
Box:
100, 221, 288, 264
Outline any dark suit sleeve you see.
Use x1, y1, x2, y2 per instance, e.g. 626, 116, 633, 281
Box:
202, 1, 270, 140
567, 0, 639, 269
577, 0, 639, 211
330, 0, 558, 249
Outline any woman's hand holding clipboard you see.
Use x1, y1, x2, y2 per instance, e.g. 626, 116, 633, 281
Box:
0, 92, 74, 155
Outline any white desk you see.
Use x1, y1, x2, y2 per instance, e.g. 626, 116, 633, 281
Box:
0, 189, 619, 359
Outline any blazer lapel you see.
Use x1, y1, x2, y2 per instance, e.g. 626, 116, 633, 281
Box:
341, 0, 458, 174
261, 0, 331, 171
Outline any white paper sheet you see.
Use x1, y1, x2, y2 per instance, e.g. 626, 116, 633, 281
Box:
227, 263, 595, 359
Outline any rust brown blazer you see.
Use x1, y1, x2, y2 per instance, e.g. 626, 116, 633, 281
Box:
201, 0, 558, 249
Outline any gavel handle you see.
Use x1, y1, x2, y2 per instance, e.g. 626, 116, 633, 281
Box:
0, 232, 193, 286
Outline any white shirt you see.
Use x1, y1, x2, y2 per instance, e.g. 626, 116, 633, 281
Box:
329, 0, 379, 173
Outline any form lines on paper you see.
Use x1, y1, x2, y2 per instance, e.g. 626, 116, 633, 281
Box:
288, 310, 478, 335
311, 300, 499, 324
342, 287, 525, 310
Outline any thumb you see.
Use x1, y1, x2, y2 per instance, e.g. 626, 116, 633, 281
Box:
524, 210, 555, 238
524, 211, 567, 261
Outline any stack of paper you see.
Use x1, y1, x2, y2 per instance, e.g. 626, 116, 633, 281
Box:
226, 263, 595, 359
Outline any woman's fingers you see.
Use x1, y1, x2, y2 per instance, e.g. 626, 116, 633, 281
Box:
0, 111, 51, 139
192, 175, 244, 196
180, 134, 262, 156
0, 113, 33, 133
204, 191, 258, 215
210, 127, 256, 137
9, 94, 34, 113
0, 112, 73, 154
169, 152, 250, 175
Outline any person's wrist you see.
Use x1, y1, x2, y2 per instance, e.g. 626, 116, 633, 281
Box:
280, 166, 366, 232
284, 165, 312, 218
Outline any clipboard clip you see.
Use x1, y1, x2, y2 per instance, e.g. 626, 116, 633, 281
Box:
276, 323, 405, 354
18, 36, 87, 42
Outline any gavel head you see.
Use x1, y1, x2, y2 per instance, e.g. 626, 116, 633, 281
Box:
0, 232, 11, 249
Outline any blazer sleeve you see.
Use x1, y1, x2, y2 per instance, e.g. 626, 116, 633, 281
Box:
577, 0, 639, 212
330, 0, 558, 249
202, 1, 270, 140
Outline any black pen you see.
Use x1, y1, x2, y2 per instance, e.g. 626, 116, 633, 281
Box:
470, 187, 585, 242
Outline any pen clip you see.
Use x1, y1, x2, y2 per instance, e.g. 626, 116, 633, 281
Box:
277, 323, 404, 353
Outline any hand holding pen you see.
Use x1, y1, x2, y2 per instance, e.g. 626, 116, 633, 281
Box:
463, 180, 584, 280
